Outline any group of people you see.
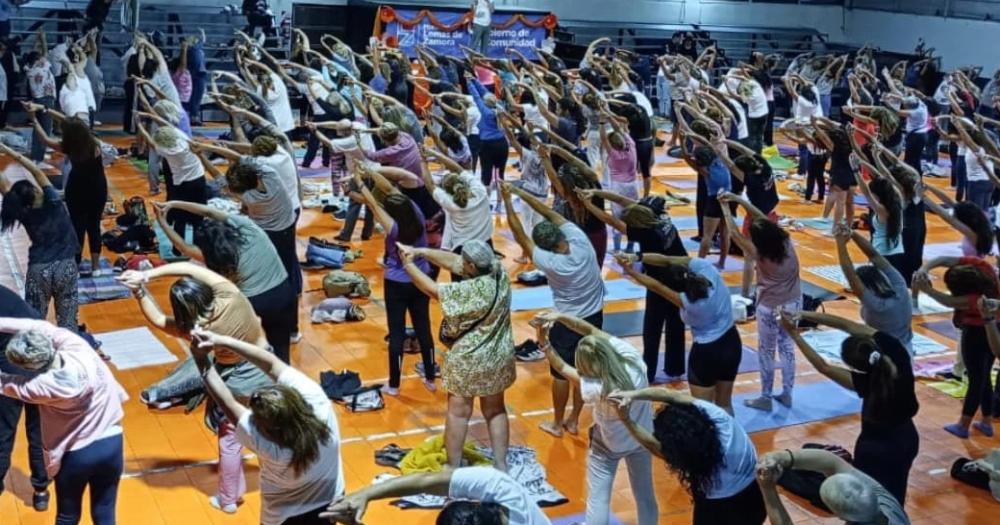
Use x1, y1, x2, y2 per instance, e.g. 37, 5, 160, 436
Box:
1, 6, 999, 524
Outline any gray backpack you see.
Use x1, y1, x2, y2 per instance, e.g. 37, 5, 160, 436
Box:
322, 270, 371, 299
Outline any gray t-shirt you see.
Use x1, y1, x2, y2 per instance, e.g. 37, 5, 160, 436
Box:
859, 265, 913, 354
532, 223, 605, 318
239, 160, 297, 232
227, 214, 288, 298
849, 470, 911, 525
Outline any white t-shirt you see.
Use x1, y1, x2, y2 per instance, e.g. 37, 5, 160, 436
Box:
792, 88, 823, 120
261, 73, 296, 133
149, 68, 182, 106
532, 223, 605, 318
156, 141, 205, 185
728, 99, 749, 140
473, 0, 493, 27
465, 99, 482, 136
966, 148, 994, 183
584, 337, 653, 455
48, 43, 68, 77
523, 103, 549, 131
236, 368, 344, 525
745, 80, 769, 118
629, 89, 654, 118
326, 127, 379, 173
693, 400, 757, 499
59, 82, 90, 119
448, 467, 552, 525
259, 148, 301, 211
433, 171, 493, 250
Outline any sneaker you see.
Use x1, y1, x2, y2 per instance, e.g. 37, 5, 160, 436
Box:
775, 392, 793, 408
423, 380, 437, 393
974, 421, 995, 437
384, 386, 400, 397
415, 361, 441, 378
290, 332, 303, 344
32, 490, 50, 512
744, 396, 773, 411
944, 423, 970, 439
514, 339, 545, 362
209, 495, 238, 514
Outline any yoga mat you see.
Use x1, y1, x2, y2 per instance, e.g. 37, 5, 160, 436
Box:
728, 281, 845, 303
299, 165, 329, 179
801, 330, 949, 363
799, 217, 834, 230
78, 258, 131, 304
653, 346, 765, 384
766, 156, 797, 171
804, 264, 853, 288
921, 242, 963, 260
191, 127, 228, 139
921, 319, 959, 341
510, 279, 646, 311
553, 514, 624, 525
655, 153, 682, 164
152, 222, 191, 263
671, 215, 699, 231
603, 311, 644, 337
734, 380, 862, 433
661, 178, 698, 190
777, 144, 799, 156
914, 359, 956, 379
854, 193, 869, 207
925, 378, 968, 398
913, 295, 954, 315
95, 327, 178, 370
682, 237, 701, 252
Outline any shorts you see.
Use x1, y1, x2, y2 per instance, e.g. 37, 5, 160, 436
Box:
688, 325, 743, 387
704, 197, 724, 219
549, 310, 604, 379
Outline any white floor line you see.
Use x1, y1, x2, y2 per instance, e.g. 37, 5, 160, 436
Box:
121, 453, 257, 479
0, 229, 25, 294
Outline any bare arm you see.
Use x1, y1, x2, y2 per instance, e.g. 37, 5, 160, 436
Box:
781, 315, 855, 391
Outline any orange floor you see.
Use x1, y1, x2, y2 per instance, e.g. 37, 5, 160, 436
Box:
1, 127, 999, 525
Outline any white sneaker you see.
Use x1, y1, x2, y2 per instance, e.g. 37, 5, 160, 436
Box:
290, 332, 303, 344
208, 496, 238, 514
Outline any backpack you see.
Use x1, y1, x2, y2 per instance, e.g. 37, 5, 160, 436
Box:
323, 270, 371, 299
116, 196, 151, 229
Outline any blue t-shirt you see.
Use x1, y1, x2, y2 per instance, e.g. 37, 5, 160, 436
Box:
706, 158, 732, 197
22, 186, 79, 265
680, 258, 734, 343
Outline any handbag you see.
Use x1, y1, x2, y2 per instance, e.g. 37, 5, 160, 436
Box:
438, 271, 502, 348
345, 385, 385, 412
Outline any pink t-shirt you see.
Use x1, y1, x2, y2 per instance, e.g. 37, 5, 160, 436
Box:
172, 69, 193, 103
0, 319, 128, 476
607, 134, 638, 183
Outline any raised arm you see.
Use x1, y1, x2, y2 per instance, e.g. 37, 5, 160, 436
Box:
320, 471, 454, 523
779, 312, 855, 391
500, 182, 535, 255
193, 328, 288, 381
577, 189, 627, 234
615, 253, 684, 308
0, 142, 51, 189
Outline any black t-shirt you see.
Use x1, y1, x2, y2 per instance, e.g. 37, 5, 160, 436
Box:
744, 160, 779, 215
0, 285, 40, 372
627, 218, 686, 281
851, 332, 919, 434
22, 186, 80, 265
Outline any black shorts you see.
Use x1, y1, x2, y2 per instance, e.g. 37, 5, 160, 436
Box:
693, 479, 766, 525
704, 197, 724, 219
549, 310, 604, 379
688, 325, 743, 387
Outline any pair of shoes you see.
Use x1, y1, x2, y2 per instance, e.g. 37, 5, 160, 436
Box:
514, 339, 545, 362
973, 421, 995, 437
374, 444, 411, 467
32, 490, 50, 512
944, 423, 970, 439
423, 379, 437, 393
208, 495, 239, 514
775, 391, 793, 408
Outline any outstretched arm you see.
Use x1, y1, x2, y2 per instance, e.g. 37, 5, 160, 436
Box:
320, 471, 454, 523
501, 183, 535, 255
780, 313, 855, 390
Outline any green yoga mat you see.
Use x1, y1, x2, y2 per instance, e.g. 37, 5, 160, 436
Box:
766, 156, 797, 171
925, 370, 999, 399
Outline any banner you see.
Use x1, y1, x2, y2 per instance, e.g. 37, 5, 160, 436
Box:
380, 8, 552, 60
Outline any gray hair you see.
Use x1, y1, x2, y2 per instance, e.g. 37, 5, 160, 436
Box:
5, 330, 56, 371
461, 240, 498, 276
532, 221, 566, 252
819, 473, 880, 523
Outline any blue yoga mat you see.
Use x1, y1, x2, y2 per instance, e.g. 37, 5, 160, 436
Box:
78, 258, 131, 304
153, 222, 193, 263
672, 215, 699, 231
799, 217, 833, 230
603, 311, 644, 337
706, 255, 745, 273
801, 329, 948, 362
922, 242, 963, 261
553, 514, 624, 525
299, 165, 329, 179
511, 279, 646, 311
651, 346, 766, 384
733, 380, 862, 433
854, 193, 869, 207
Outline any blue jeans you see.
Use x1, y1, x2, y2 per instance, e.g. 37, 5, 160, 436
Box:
31, 96, 55, 163
55, 433, 123, 525
820, 94, 832, 117
471, 24, 491, 55
656, 75, 671, 116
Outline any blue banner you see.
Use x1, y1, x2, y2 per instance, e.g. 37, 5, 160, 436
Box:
384, 10, 547, 60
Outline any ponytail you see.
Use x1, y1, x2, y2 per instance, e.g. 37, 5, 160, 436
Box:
841, 335, 899, 423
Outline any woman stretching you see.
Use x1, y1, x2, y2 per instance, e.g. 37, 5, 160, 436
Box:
397, 240, 513, 471
611, 387, 766, 525
26, 104, 106, 275
188, 329, 343, 524
153, 201, 297, 364
118, 263, 273, 513
852, 158, 906, 276
422, 148, 493, 258
0, 318, 128, 525
617, 253, 741, 413
719, 193, 800, 411
352, 169, 436, 396
913, 256, 999, 439
535, 311, 658, 525
579, 191, 688, 382
0, 143, 80, 330
779, 309, 918, 505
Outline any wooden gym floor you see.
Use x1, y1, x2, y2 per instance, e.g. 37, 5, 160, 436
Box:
0, 126, 998, 524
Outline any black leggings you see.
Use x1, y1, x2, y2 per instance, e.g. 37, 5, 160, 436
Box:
805, 153, 828, 201
478, 137, 509, 187
693, 480, 766, 525
642, 290, 686, 380
904, 132, 926, 176
748, 116, 767, 154
166, 177, 207, 243
468, 134, 481, 173
854, 420, 919, 505
763, 101, 776, 147
385, 279, 436, 388
65, 193, 106, 263
280, 503, 329, 524
961, 325, 995, 418
901, 201, 926, 286
248, 280, 298, 364
265, 215, 302, 330
636, 137, 654, 180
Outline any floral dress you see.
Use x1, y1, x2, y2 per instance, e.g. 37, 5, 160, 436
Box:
438, 270, 515, 397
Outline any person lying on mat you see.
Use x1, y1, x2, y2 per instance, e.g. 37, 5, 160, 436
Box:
533, 311, 659, 525
718, 192, 800, 412
778, 309, 918, 505
610, 387, 766, 525
832, 222, 914, 355
615, 252, 741, 414
320, 466, 552, 525
501, 181, 605, 438
756, 448, 911, 525
912, 256, 999, 441
188, 328, 343, 525
577, 191, 689, 384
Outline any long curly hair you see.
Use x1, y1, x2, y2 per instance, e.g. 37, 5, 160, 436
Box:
653, 403, 724, 500
868, 178, 902, 247
193, 219, 246, 282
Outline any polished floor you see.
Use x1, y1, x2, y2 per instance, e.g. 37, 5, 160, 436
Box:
1, 127, 998, 524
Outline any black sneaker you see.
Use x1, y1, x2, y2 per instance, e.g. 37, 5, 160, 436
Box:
514, 339, 545, 362
32, 490, 50, 512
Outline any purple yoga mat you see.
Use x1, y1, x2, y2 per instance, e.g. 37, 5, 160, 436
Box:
922, 319, 959, 341
777, 144, 798, 156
